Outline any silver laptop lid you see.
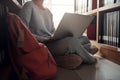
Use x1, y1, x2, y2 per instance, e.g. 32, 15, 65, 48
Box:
52, 13, 95, 40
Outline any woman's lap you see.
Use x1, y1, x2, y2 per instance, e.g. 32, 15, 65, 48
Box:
46, 36, 96, 63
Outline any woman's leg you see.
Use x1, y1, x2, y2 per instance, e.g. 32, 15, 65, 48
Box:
46, 37, 96, 64
78, 36, 91, 51
78, 36, 98, 54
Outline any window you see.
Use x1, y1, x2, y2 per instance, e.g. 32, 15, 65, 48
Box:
44, 0, 74, 29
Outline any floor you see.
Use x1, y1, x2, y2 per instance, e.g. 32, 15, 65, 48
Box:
53, 56, 120, 80
0, 55, 120, 80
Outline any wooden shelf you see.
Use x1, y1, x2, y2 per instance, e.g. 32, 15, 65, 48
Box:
84, 9, 98, 15
99, 3, 120, 12
100, 44, 120, 65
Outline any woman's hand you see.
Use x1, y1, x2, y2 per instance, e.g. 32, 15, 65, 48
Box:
33, 34, 52, 42
44, 36, 51, 41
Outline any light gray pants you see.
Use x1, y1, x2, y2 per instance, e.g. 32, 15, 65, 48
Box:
46, 36, 96, 64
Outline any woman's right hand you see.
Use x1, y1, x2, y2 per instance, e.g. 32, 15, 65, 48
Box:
44, 36, 52, 42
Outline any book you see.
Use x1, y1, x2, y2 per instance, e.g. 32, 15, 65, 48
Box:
92, 0, 97, 9
87, 19, 96, 40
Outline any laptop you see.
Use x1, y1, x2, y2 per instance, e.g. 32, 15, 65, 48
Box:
45, 13, 95, 42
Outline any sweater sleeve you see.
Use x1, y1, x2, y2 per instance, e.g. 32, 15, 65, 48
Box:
19, 2, 32, 28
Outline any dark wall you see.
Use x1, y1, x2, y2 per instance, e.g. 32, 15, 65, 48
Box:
0, 0, 22, 15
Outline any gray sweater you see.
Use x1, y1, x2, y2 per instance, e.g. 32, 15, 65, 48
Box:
19, 1, 55, 42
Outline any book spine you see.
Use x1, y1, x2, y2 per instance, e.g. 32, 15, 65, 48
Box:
116, 11, 119, 47
92, 0, 97, 9
88, 0, 92, 11
116, 0, 120, 3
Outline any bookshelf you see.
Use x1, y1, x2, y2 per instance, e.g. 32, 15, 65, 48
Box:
76, 0, 120, 64
77, 0, 120, 44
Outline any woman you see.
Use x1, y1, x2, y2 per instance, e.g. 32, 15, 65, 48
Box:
19, 0, 54, 42
19, 0, 96, 66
